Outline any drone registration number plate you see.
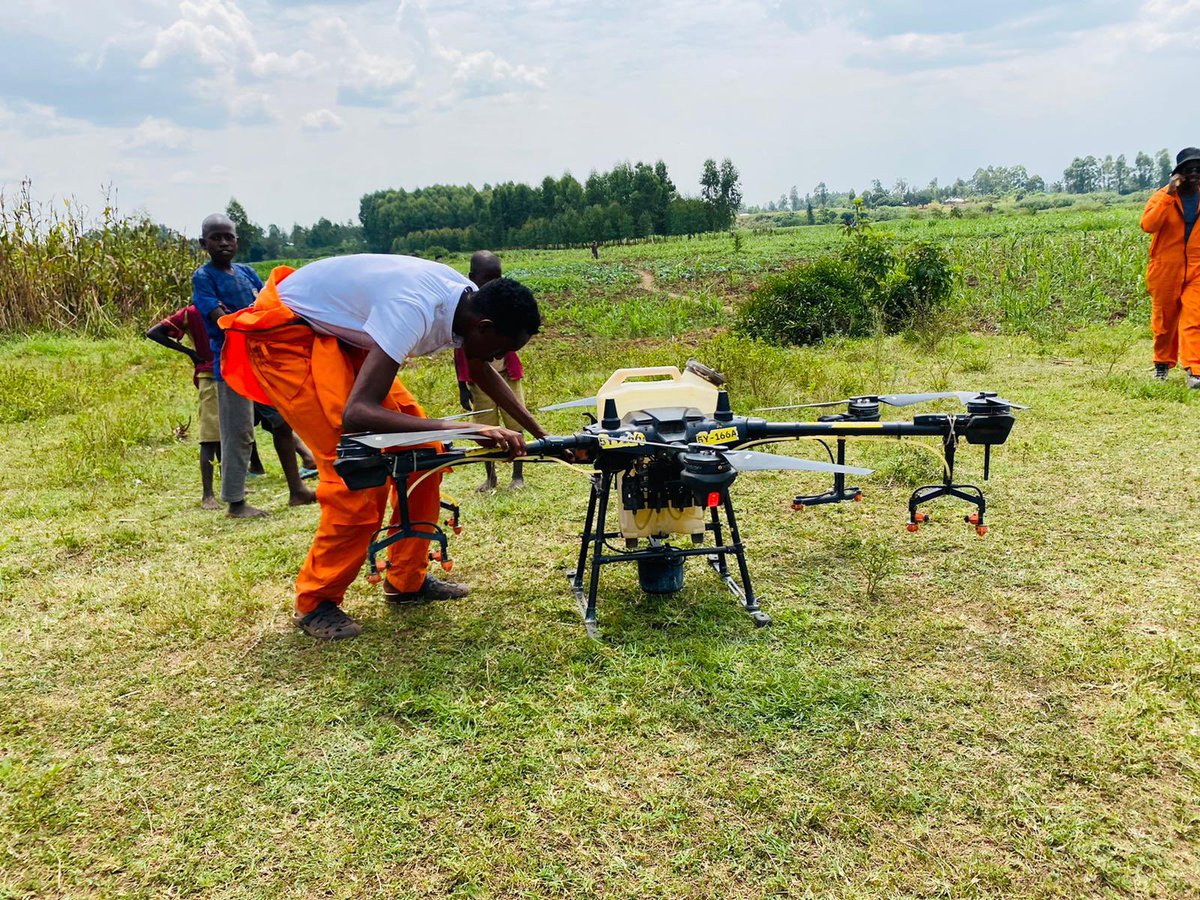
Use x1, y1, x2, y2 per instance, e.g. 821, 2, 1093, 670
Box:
598, 432, 646, 449
697, 426, 739, 446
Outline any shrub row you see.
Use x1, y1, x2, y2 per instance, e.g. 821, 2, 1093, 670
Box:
735, 230, 954, 346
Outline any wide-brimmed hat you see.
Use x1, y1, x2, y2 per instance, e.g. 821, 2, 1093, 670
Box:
1174, 147, 1200, 174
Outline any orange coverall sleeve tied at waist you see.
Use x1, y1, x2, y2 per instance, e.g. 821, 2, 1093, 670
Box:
219, 267, 441, 614
1142, 188, 1200, 370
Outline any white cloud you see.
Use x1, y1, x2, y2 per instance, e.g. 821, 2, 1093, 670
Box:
1121, 0, 1200, 50
140, 0, 312, 75
138, 0, 312, 123
230, 91, 278, 124
394, 0, 546, 103
300, 108, 344, 132
13, 100, 81, 136
1, 0, 1196, 234
118, 115, 187, 153
315, 15, 417, 108
437, 47, 547, 99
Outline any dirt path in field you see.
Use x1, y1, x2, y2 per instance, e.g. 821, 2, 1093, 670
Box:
636, 267, 739, 315
636, 268, 689, 300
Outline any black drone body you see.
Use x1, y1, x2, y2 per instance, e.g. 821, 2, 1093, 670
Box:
334, 363, 1022, 636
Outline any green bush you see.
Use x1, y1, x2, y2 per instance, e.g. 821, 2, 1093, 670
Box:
737, 230, 954, 347
880, 241, 953, 330
735, 257, 870, 346
840, 230, 895, 295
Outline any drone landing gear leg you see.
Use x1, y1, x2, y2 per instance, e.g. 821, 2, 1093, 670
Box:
905, 439, 988, 536
792, 439, 862, 509
706, 499, 771, 627
365, 485, 449, 583
907, 484, 987, 535
567, 474, 599, 595
566, 471, 610, 639
440, 496, 462, 535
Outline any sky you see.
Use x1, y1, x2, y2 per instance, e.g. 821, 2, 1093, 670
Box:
1, 0, 1196, 233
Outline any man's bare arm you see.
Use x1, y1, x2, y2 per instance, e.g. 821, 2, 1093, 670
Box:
343, 344, 527, 454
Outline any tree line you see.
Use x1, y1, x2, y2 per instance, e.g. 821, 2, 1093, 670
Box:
224, 158, 742, 261
223, 199, 365, 261
220, 146, 1175, 261
751, 149, 1177, 215
360, 158, 741, 255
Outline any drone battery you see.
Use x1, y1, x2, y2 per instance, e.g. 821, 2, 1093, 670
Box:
637, 555, 685, 594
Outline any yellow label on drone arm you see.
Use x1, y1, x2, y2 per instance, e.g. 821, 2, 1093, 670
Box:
597, 432, 646, 449
697, 426, 739, 446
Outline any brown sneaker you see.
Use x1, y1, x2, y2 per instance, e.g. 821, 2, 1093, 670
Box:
383, 576, 471, 605
293, 600, 362, 640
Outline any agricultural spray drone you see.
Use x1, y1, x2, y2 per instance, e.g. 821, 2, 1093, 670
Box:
335, 362, 1024, 636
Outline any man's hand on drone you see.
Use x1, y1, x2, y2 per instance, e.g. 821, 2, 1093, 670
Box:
473, 424, 527, 457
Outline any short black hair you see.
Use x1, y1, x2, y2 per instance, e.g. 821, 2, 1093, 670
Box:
473, 277, 540, 338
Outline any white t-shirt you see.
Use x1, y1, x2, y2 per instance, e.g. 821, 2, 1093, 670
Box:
277, 254, 476, 364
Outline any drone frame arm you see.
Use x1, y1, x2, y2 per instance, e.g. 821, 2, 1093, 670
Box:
379, 434, 594, 477
745, 417, 956, 442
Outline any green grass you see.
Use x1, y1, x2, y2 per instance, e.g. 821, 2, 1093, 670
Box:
2, 307, 1198, 897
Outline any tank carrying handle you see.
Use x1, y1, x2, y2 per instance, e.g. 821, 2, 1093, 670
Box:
599, 366, 682, 393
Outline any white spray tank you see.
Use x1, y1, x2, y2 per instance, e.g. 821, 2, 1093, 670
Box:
595, 362, 721, 420
595, 361, 725, 540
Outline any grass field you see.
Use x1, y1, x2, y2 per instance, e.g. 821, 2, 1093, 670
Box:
2, 208, 1198, 898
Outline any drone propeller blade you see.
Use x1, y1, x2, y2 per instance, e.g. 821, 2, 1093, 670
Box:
539, 396, 597, 412
348, 426, 487, 449
753, 400, 848, 411
722, 450, 872, 476
757, 390, 1029, 413
442, 408, 493, 421
877, 392, 961, 407
756, 394, 947, 411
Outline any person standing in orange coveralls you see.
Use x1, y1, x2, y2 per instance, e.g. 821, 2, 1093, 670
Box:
218, 254, 547, 640
1142, 147, 1200, 383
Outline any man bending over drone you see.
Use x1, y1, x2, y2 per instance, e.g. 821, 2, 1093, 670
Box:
218, 254, 547, 640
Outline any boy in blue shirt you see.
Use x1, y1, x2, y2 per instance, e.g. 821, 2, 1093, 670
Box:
191, 213, 316, 517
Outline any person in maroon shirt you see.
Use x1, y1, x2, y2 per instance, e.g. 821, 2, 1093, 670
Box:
146, 305, 224, 508
453, 251, 527, 491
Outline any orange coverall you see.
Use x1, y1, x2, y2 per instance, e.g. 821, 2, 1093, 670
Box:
219, 267, 440, 614
1142, 187, 1200, 370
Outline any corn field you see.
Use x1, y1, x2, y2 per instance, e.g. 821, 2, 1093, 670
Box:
0, 181, 200, 334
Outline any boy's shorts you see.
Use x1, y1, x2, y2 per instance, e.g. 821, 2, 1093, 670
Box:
197, 373, 220, 443
253, 402, 288, 434
469, 377, 524, 430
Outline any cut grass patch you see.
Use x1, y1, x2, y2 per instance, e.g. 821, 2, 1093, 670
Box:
2, 325, 1198, 898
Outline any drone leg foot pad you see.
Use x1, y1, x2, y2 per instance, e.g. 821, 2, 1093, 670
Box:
749, 610, 772, 627
566, 568, 602, 640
